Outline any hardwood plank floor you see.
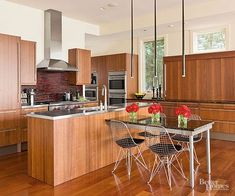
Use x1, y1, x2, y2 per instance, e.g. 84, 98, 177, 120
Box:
0, 139, 234, 196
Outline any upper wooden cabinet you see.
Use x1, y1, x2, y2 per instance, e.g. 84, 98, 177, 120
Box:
91, 53, 138, 99
68, 48, 91, 85
164, 51, 235, 102
0, 33, 20, 110
20, 40, 37, 85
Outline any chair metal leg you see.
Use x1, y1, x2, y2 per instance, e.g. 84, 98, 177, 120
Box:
172, 154, 188, 180
148, 156, 163, 184
127, 148, 132, 176
133, 146, 148, 170
112, 148, 125, 173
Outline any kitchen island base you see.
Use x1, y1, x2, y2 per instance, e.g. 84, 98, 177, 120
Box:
28, 107, 149, 186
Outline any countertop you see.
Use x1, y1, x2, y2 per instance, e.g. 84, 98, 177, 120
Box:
27, 102, 151, 120
21, 100, 98, 109
127, 98, 235, 105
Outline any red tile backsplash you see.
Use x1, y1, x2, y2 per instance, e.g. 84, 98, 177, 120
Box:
22, 71, 82, 102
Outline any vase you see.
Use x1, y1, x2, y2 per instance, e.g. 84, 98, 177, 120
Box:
129, 112, 137, 121
178, 115, 188, 128
151, 112, 160, 123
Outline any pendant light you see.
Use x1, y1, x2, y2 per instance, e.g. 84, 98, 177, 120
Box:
182, 0, 186, 77
130, 0, 134, 78
154, 0, 157, 78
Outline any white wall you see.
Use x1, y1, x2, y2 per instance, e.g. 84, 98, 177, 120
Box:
0, 0, 99, 64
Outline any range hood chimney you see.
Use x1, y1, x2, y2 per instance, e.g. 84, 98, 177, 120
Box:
37, 9, 79, 72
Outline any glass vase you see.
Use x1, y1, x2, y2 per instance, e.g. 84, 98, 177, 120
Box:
178, 115, 188, 128
129, 112, 137, 121
151, 112, 160, 124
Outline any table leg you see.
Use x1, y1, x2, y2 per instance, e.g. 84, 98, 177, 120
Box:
189, 135, 194, 188
206, 129, 211, 174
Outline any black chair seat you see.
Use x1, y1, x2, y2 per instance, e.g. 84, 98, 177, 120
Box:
149, 144, 182, 156
116, 137, 144, 148
138, 131, 160, 138
172, 134, 201, 142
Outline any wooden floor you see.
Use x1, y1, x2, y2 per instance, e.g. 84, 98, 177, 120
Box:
0, 139, 234, 196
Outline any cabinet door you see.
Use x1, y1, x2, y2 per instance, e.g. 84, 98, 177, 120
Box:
20, 106, 48, 142
69, 49, 91, 85
0, 110, 20, 147
0, 34, 20, 110
20, 40, 37, 85
106, 54, 126, 72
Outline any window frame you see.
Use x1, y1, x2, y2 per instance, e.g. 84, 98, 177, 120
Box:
191, 26, 229, 54
139, 35, 168, 94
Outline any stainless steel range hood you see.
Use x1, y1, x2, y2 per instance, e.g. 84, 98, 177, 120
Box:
37, 9, 79, 72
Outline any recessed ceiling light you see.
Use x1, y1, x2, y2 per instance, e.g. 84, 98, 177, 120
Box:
100, 7, 106, 11
168, 24, 175, 28
107, 3, 118, 7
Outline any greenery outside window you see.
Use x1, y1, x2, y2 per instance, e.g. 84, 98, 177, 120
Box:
143, 38, 165, 92
192, 27, 227, 53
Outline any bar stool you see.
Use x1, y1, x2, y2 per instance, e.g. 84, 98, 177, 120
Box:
145, 125, 187, 189
171, 114, 202, 164
109, 120, 148, 177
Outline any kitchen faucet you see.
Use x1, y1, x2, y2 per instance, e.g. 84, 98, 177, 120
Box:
102, 85, 108, 111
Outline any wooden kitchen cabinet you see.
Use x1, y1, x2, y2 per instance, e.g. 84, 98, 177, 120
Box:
0, 110, 20, 147
20, 106, 48, 142
0, 33, 20, 110
164, 51, 235, 102
20, 40, 37, 85
91, 53, 138, 100
68, 48, 91, 85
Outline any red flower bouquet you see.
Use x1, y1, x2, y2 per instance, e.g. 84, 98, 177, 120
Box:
126, 103, 139, 120
175, 105, 191, 118
176, 105, 191, 127
148, 103, 163, 122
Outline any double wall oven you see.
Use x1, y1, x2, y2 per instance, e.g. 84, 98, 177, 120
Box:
108, 71, 127, 105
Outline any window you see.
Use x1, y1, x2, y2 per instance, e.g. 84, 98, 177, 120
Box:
192, 28, 227, 53
143, 38, 165, 91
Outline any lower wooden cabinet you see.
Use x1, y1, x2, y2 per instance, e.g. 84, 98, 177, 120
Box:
20, 106, 48, 142
0, 110, 20, 147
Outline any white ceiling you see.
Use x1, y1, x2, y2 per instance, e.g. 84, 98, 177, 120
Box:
8, 0, 212, 25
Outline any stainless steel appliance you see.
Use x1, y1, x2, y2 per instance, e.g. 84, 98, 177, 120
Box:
63, 92, 71, 101
48, 102, 81, 111
37, 9, 78, 72
84, 85, 98, 101
29, 89, 36, 106
108, 71, 126, 93
109, 93, 126, 105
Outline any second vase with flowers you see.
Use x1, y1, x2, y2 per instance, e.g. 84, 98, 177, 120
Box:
148, 103, 163, 123
126, 103, 139, 121
175, 105, 191, 128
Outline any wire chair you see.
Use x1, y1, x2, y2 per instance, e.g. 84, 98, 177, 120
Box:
109, 120, 148, 177
171, 114, 202, 164
145, 125, 187, 189
138, 113, 166, 138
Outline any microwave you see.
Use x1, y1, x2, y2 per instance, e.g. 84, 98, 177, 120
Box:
84, 85, 98, 101
108, 71, 126, 94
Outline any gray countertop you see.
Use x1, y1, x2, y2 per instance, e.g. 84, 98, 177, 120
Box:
21, 100, 98, 109
27, 102, 151, 120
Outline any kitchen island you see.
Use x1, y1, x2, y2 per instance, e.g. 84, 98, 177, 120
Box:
27, 103, 150, 186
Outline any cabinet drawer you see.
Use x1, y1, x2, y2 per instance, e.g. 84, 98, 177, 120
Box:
0, 128, 19, 147
0, 110, 19, 130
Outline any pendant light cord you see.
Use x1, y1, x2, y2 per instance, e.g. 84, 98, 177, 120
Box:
182, 0, 186, 77
130, 0, 134, 78
154, 0, 157, 78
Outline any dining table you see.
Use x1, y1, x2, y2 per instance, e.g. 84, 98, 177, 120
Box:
108, 116, 214, 189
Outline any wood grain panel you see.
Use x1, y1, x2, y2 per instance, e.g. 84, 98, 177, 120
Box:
0, 33, 20, 110
28, 106, 149, 186
68, 48, 91, 85
164, 51, 235, 102
20, 40, 36, 85
0, 110, 20, 147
